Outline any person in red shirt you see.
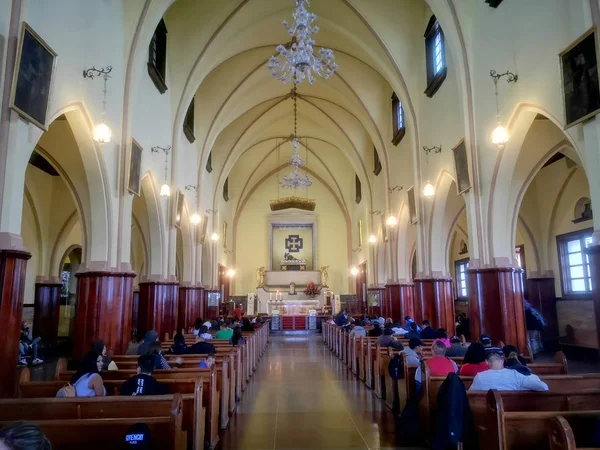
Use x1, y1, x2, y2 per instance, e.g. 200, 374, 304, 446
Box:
416, 341, 458, 383
459, 342, 488, 377
233, 304, 243, 321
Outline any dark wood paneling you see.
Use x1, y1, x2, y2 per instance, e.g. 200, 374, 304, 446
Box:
132, 290, 140, 332
138, 282, 179, 340
468, 268, 527, 352
33, 283, 62, 347
526, 277, 558, 345
399, 283, 415, 321
356, 262, 367, 314
384, 283, 415, 322
0, 250, 31, 397
414, 279, 455, 334
73, 271, 135, 359
178, 286, 204, 332
385, 284, 400, 321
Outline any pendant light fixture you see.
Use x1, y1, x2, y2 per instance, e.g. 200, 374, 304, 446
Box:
207, 209, 219, 240
368, 234, 377, 244
185, 185, 201, 225
490, 70, 518, 148
83, 66, 113, 144
151, 145, 171, 197
422, 145, 442, 198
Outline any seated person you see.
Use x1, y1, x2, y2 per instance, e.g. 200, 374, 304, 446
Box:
230, 327, 245, 346
391, 321, 408, 335
503, 344, 531, 375
147, 341, 182, 369
192, 318, 203, 335
199, 325, 213, 340
187, 336, 217, 355
469, 351, 548, 391
199, 353, 217, 369
349, 320, 367, 338
71, 351, 106, 397
215, 323, 234, 340
404, 338, 424, 365
445, 336, 467, 357
168, 333, 188, 355
433, 328, 451, 348
416, 341, 458, 383
420, 320, 438, 339
91, 339, 118, 371
133, 330, 158, 356
120, 354, 167, 396
403, 316, 422, 332
480, 334, 503, 355
19, 320, 43, 366
0, 421, 51, 450
404, 322, 421, 340
241, 318, 254, 332
459, 343, 488, 376
368, 321, 382, 337
377, 328, 404, 349
203, 319, 213, 329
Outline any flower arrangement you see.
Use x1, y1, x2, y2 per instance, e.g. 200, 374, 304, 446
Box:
303, 281, 321, 297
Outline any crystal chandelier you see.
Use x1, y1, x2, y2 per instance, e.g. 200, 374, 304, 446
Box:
268, 0, 337, 86
280, 88, 312, 190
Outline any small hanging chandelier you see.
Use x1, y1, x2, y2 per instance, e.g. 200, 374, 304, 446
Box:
151, 145, 171, 197
268, 0, 337, 86
280, 88, 312, 190
83, 66, 113, 144
490, 70, 518, 148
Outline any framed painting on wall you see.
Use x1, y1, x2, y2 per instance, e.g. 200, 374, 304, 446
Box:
127, 139, 143, 196
174, 191, 184, 229
452, 138, 471, 195
10, 22, 57, 130
407, 186, 417, 225
559, 27, 600, 128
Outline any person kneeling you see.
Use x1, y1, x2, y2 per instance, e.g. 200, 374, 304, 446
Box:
469, 351, 548, 391
120, 354, 167, 396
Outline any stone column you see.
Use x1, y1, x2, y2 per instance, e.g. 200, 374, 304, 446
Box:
73, 271, 136, 359
178, 285, 204, 332
468, 267, 527, 352
0, 250, 31, 397
414, 278, 455, 334
33, 282, 62, 349
138, 281, 179, 340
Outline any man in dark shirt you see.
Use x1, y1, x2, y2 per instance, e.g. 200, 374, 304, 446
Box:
420, 320, 438, 339
404, 322, 421, 340
368, 321, 382, 337
187, 337, 217, 355
120, 354, 167, 396
445, 336, 468, 357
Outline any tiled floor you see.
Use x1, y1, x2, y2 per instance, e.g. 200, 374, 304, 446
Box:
218, 335, 420, 450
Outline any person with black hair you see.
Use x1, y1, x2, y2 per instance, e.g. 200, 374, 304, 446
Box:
71, 351, 106, 397
120, 354, 167, 396
377, 328, 404, 349
168, 333, 188, 355
192, 318, 203, 336
0, 421, 52, 450
420, 320, 438, 339
480, 334, 503, 355
459, 343, 488, 376
368, 321, 382, 337
445, 336, 467, 357
230, 327, 245, 346
503, 345, 531, 375
349, 320, 367, 337
187, 336, 217, 355
147, 341, 175, 370
241, 318, 254, 332
404, 322, 421, 340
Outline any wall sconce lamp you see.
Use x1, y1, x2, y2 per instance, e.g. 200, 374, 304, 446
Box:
388, 185, 403, 193
151, 146, 171, 197
206, 209, 219, 240
226, 268, 236, 277
352, 247, 362, 253
185, 185, 201, 225
83, 66, 113, 144
350, 266, 359, 276
422, 145, 442, 198
224, 249, 233, 254
370, 210, 382, 215
490, 70, 518, 148
368, 234, 377, 244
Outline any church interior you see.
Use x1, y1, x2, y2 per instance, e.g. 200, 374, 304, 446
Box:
2, 0, 600, 448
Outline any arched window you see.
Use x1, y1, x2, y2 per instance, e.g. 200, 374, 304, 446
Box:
391, 93, 405, 145
183, 99, 195, 143
424, 15, 446, 98
223, 178, 229, 202
373, 147, 382, 176
148, 19, 168, 93
355, 174, 362, 204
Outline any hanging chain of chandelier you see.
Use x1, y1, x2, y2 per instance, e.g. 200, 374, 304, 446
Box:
270, 0, 337, 190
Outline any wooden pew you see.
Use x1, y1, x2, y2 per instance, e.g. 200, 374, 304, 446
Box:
55, 367, 221, 449
549, 415, 600, 450
0, 394, 187, 450
19, 370, 207, 450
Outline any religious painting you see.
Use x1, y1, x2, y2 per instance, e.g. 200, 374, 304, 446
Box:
222, 221, 228, 249
198, 213, 208, 244
289, 282, 296, 295
560, 27, 600, 128
452, 139, 471, 195
271, 224, 313, 271
358, 219, 363, 247
174, 191, 184, 229
10, 22, 57, 130
407, 186, 417, 225
127, 139, 143, 196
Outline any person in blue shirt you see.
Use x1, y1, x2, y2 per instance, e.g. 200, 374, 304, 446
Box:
199, 353, 216, 369
403, 316, 422, 333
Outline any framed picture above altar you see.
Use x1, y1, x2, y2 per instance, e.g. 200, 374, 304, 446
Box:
270, 223, 314, 271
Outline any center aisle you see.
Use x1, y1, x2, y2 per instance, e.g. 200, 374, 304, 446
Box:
219, 334, 419, 450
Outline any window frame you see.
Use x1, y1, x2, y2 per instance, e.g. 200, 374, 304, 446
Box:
355, 174, 362, 204
424, 16, 447, 98
223, 178, 229, 202
557, 228, 594, 299
183, 99, 195, 143
147, 19, 168, 94
454, 258, 469, 301
391, 93, 406, 145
